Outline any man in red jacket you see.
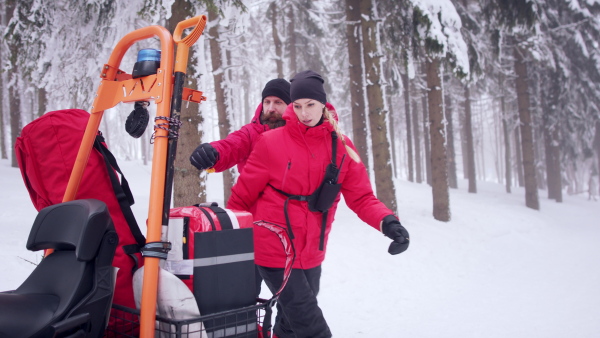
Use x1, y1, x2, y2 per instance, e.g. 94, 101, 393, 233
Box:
189, 78, 291, 173
189, 78, 291, 301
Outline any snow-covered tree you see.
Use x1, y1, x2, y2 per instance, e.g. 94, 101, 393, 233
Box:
411, 0, 470, 221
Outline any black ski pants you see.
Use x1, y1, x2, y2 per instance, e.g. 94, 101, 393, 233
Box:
258, 265, 332, 338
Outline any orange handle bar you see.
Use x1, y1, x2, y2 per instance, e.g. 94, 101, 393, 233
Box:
173, 15, 207, 73
174, 15, 207, 46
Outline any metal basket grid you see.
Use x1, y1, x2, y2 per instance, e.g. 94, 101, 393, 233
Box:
105, 300, 268, 338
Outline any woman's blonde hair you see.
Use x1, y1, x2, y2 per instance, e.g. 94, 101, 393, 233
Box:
323, 107, 361, 163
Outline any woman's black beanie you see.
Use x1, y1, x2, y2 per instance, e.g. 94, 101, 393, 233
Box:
290, 70, 327, 104
262, 78, 291, 105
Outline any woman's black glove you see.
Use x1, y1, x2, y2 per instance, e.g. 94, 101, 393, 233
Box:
381, 215, 410, 255
190, 143, 219, 170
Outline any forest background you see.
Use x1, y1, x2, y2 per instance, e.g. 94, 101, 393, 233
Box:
1, 0, 600, 221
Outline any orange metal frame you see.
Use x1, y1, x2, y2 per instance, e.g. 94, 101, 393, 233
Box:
61, 16, 207, 338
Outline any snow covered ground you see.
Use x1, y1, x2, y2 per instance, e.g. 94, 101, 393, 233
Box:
1, 158, 599, 338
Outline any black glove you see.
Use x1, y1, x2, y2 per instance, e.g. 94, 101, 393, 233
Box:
381, 215, 410, 255
190, 143, 219, 170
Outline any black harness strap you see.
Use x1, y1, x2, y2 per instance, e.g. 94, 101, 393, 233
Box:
267, 186, 308, 240
94, 134, 146, 273
94, 134, 145, 247
315, 132, 337, 250
269, 132, 339, 251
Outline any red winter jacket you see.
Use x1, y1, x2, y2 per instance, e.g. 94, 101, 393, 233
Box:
210, 103, 270, 174
227, 103, 395, 269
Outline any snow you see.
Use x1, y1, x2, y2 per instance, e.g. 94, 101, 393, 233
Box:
411, 0, 470, 76
1, 158, 599, 337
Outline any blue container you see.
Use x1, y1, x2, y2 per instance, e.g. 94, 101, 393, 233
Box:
132, 48, 161, 78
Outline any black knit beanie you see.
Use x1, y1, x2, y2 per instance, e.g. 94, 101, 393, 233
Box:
290, 70, 327, 104
262, 78, 291, 105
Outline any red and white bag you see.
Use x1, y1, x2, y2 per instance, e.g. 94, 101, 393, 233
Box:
165, 203, 256, 338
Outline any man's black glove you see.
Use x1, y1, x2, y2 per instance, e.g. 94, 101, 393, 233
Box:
190, 143, 219, 170
381, 215, 410, 255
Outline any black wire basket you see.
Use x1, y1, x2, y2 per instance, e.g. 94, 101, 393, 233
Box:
105, 299, 273, 338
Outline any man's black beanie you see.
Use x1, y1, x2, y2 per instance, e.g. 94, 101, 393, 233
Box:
262, 78, 291, 105
290, 70, 327, 104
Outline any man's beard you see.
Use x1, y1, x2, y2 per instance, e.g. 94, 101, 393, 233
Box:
260, 111, 286, 129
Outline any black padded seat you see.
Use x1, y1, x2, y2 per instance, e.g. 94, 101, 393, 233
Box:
0, 199, 118, 338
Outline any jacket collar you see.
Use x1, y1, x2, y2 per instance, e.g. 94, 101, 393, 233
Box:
283, 103, 336, 141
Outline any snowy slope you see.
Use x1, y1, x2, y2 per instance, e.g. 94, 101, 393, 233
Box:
1, 158, 599, 338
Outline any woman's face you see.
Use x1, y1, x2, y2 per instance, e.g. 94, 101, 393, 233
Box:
293, 99, 325, 127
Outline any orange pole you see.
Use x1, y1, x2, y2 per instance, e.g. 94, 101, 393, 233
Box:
131, 28, 174, 338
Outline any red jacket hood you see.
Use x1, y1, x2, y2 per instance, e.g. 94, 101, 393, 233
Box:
251, 102, 265, 125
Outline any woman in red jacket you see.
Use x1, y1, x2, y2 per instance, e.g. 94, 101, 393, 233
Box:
227, 70, 409, 338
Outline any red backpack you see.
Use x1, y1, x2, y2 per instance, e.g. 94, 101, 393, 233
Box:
15, 109, 145, 312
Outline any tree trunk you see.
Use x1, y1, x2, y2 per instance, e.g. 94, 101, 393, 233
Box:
9, 65, 21, 168
6, 0, 19, 168
169, 0, 207, 207
514, 126, 524, 187
513, 45, 539, 210
37, 87, 47, 118
360, 0, 397, 213
422, 87, 432, 186
388, 93, 397, 178
594, 121, 600, 196
402, 72, 414, 182
412, 92, 422, 183
445, 91, 457, 189
0, 86, 5, 158
500, 94, 512, 193
464, 85, 477, 193
541, 71, 562, 203
345, 0, 369, 168
287, 3, 297, 76
208, 9, 234, 204
533, 96, 546, 192
270, 1, 284, 79
0, 7, 5, 160
543, 122, 561, 202
426, 57, 450, 222
459, 107, 468, 179
538, 72, 562, 202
